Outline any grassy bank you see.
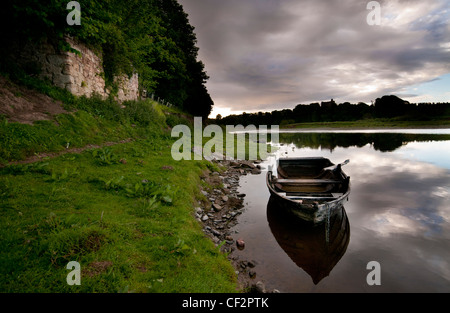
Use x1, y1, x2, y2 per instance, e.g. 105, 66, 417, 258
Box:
281, 118, 450, 129
0, 76, 238, 292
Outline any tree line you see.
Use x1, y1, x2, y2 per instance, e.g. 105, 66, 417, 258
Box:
216, 95, 450, 126
1, 0, 213, 117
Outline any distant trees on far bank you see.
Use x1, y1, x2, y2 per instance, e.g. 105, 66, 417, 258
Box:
214, 95, 450, 126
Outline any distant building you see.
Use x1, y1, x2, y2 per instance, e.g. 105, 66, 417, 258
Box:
321, 99, 337, 109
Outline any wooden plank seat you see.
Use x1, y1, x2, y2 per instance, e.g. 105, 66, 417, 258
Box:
281, 192, 344, 201
275, 178, 343, 184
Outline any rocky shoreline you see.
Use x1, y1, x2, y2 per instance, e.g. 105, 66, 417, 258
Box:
195, 158, 279, 293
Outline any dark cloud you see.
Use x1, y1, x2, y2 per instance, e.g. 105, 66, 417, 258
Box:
179, 0, 450, 115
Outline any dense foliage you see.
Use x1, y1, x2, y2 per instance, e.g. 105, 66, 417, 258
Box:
1, 0, 213, 117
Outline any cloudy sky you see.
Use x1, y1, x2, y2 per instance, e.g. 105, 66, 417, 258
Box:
178, 0, 450, 117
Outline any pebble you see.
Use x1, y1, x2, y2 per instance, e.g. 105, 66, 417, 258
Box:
211, 229, 221, 237
254, 281, 266, 293
196, 159, 275, 291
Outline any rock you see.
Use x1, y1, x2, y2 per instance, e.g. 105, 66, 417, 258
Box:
237, 193, 246, 198
212, 203, 222, 212
236, 239, 245, 250
240, 160, 256, 169
202, 215, 209, 221
248, 270, 256, 279
251, 168, 261, 175
254, 281, 266, 293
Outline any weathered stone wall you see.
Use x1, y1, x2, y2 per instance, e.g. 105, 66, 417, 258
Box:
17, 36, 139, 102
60, 37, 107, 98
114, 72, 139, 102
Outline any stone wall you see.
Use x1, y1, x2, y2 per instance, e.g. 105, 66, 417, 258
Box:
17, 36, 139, 102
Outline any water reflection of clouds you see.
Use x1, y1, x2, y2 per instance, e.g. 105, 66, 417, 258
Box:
343, 147, 450, 289
346, 150, 449, 237
392, 141, 450, 170
258, 134, 450, 291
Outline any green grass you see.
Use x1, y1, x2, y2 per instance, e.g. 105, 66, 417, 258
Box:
281, 118, 450, 129
0, 75, 238, 293
0, 138, 237, 292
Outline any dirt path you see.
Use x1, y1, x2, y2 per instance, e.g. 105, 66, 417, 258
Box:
2, 138, 134, 167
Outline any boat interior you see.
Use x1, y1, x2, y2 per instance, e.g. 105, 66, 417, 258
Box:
270, 158, 350, 202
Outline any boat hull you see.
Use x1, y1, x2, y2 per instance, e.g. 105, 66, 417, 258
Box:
266, 157, 351, 224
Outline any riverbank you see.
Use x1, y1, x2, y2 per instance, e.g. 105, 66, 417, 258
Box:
281, 118, 450, 130
194, 158, 278, 292
0, 75, 243, 292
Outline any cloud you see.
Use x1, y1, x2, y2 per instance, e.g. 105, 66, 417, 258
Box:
179, 0, 450, 115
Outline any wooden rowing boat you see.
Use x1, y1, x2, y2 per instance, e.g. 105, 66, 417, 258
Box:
266, 157, 350, 224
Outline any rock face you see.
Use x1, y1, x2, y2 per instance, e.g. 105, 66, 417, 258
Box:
15, 36, 139, 103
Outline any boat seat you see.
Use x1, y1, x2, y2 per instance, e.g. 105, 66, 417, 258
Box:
275, 178, 342, 184
286, 196, 337, 200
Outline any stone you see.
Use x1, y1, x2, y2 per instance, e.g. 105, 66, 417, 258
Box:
251, 168, 261, 175
254, 281, 266, 293
236, 239, 245, 250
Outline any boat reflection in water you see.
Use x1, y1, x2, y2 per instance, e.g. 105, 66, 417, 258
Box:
266, 196, 351, 285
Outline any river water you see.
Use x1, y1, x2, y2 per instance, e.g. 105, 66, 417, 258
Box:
230, 129, 450, 292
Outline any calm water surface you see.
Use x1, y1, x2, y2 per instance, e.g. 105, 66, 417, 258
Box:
230, 129, 450, 292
